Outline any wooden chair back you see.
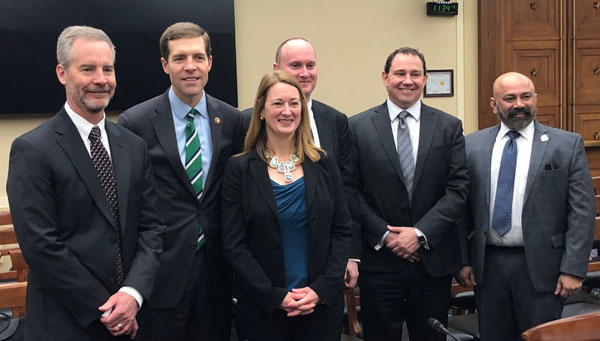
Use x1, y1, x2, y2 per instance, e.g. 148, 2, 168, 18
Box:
0, 281, 27, 318
521, 311, 600, 340
8, 249, 28, 282
344, 288, 361, 337
0, 211, 18, 281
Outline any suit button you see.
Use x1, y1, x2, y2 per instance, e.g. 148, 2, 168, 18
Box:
311, 219, 316, 224
109, 237, 117, 244
191, 243, 196, 249
404, 214, 410, 220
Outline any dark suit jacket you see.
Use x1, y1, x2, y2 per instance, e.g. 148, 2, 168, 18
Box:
349, 101, 469, 277
242, 100, 360, 257
6, 108, 164, 340
118, 91, 245, 308
463, 121, 595, 292
221, 150, 353, 314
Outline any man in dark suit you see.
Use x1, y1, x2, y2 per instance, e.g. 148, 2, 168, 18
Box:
117, 22, 245, 340
242, 38, 359, 287
6, 25, 164, 340
349, 47, 469, 340
456, 72, 595, 340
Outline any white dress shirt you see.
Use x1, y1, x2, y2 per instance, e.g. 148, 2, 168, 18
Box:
487, 121, 534, 246
64, 102, 144, 312
307, 98, 321, 148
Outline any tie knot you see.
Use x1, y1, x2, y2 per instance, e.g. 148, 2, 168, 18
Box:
399, 110, 410, 120
507, 130, 520, 141
89, 126, 101, 142
187, 108, 198, 121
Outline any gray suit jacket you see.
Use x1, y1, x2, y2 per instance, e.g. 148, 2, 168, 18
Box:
463, 121, 595, 292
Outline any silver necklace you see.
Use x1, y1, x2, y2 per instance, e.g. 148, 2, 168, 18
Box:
267, 153, 300, 183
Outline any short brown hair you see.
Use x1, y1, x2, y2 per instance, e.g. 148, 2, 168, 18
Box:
159, 22, 211, 60
384, 47, 427, 74
244, 70, 322, 163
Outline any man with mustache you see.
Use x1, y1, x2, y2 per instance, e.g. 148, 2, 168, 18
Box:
6, 25, 164, 340
456, 72, 595, 340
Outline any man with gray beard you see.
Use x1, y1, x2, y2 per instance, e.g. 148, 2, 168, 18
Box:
456, 72, 595, 340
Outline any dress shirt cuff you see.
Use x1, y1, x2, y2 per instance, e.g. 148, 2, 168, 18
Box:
414, 228, 430, 250
120, 286, 143, 310
349, 258, 361, 263
375, 231, 389, 250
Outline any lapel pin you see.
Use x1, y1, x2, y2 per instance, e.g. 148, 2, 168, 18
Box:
214, 117, 221, 125
541, 134, 549, 142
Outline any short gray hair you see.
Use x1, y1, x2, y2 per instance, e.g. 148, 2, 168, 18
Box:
56, 26, 115, 68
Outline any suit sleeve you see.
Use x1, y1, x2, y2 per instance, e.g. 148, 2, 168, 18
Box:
6, 136, 112, 328
561, 135, 595, 278
120, 140, 164, 299
414, 118, 469, 249
309, 155, 353, 306
220, 157, 287, 313
337, 116, 362, 259
348, 122, 390, 247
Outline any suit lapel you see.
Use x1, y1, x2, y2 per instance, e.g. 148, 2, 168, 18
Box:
412, 104, 438, 191
203, 95, 223, 201
371, 103, 404, 183
312, 101, 333, 152
149, 92, 197, 198
478, 125, 500, 225
54, 109, 116, 228
302, 157, 318, 214
523, 121, 549, 204
106, 122, 130, 233
248, 152, 279, 218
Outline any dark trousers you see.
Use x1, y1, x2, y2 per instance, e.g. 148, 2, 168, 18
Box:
360, 263, 452, 341
136, 246, 231, 341
234, 291, 344, 341
475, 245, 563, 341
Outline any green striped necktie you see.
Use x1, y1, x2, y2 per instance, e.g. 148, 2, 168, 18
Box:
185, 108, 205, 249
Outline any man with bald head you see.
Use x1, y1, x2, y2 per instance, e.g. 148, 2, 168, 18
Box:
244, 38, 360, 287
457, 72, 595, 340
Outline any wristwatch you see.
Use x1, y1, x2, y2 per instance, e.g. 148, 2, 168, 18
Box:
417, 233, 427, 245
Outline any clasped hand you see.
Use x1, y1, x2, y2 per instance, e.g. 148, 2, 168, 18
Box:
385, 225, 420, 262
98, 292, 139, 339
279, 287, 320, 317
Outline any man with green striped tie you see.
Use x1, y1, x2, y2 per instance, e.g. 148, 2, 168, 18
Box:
118, 22, 245, 341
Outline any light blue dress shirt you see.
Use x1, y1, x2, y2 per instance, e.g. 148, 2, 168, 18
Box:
169, 87, 213, 188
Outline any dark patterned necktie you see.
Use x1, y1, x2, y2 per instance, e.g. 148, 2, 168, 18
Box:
491, 130, 520, 236
184, 108, 205, 249
89, 126, 124, 286
396, 110, 415, 198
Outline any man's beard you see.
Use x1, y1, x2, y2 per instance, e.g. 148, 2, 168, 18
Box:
497, 104, 536, 131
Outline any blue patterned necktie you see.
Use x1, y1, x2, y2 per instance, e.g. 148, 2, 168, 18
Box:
491, 130, 520, 236
184, 108, 205, 249
396, 110, 415, 198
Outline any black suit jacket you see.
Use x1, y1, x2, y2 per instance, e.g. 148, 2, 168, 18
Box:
349, 101, 468, 277
242, 100, 360, 257
221, 150, 353, 313
117, 91, 245, 308
6, 108, 164, 340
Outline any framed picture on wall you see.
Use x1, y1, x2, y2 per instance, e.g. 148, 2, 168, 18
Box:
424, 69, 453, 97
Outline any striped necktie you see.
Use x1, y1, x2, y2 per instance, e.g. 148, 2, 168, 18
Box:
396, 110, 415, 199
185, 108, 205, 249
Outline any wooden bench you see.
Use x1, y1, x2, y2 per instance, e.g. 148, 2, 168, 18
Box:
0, 211, 18, 281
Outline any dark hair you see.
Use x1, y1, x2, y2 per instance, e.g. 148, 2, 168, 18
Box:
159, 22, 211, 60
384, 47, 427, 74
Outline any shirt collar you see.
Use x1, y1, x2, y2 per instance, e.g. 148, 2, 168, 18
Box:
168, 87, 208, 120
63, 101, 106, 138
497, 120, 535, 142
387, 99, 421, 122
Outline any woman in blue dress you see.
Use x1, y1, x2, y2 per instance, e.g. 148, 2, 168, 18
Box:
221, 70, 353, 340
